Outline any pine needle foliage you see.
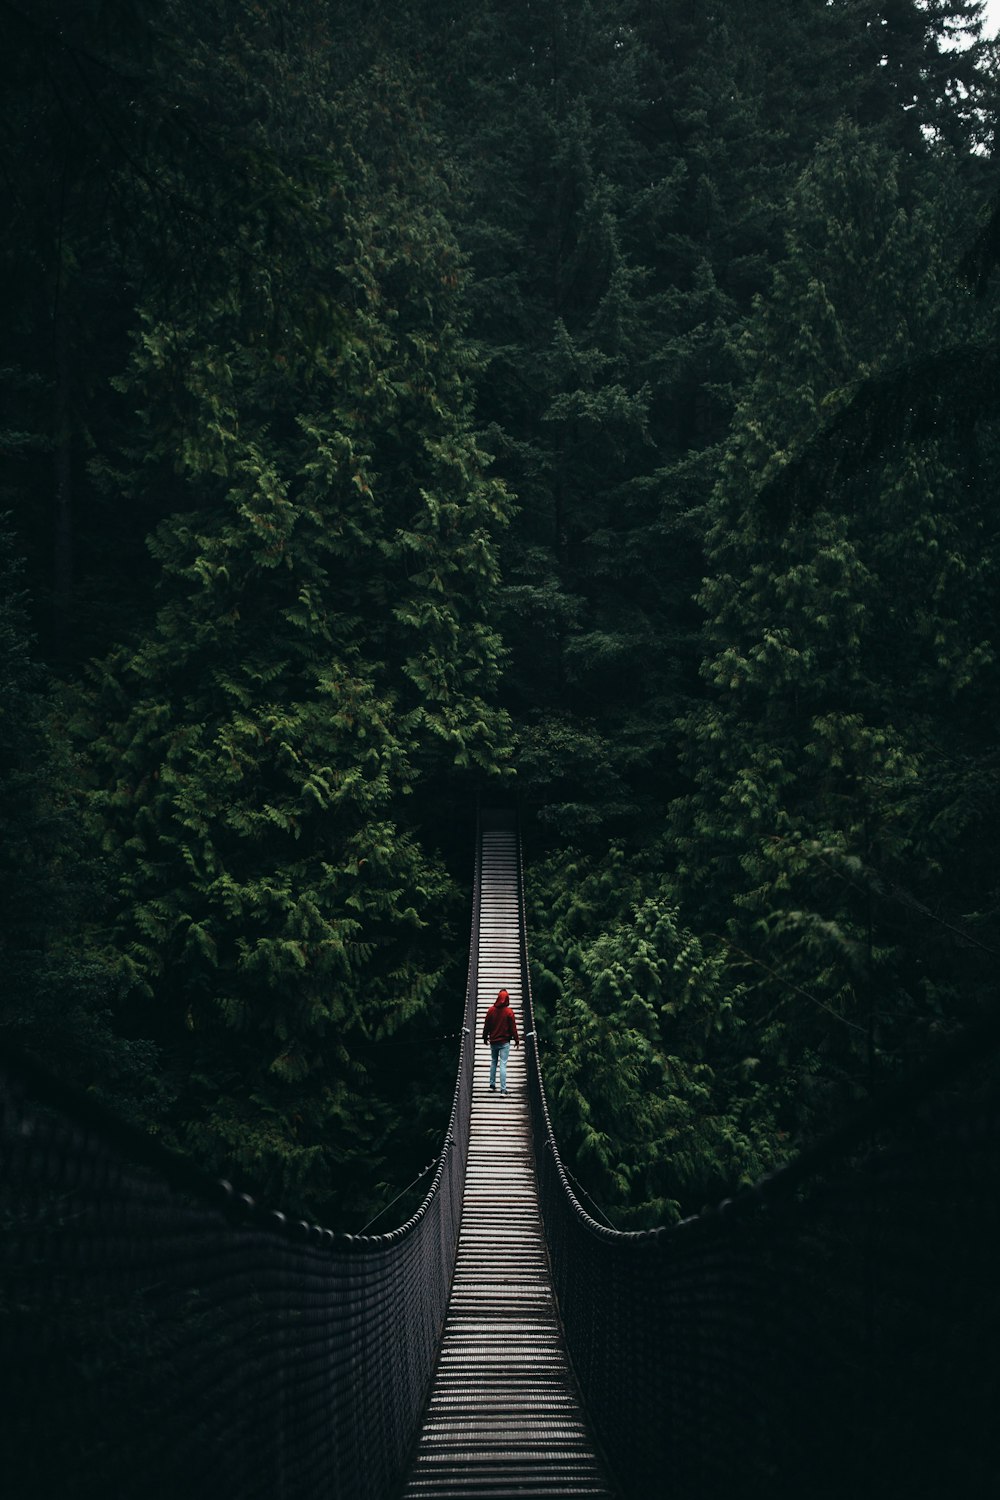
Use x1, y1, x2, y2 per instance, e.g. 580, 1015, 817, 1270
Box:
528, 848, 779, 1227
670, 123, 1000, 1135
74, 11, 511, 1221
4, 0, 1000, 1229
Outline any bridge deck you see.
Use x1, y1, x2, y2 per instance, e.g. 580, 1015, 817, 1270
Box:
402, 827, 613, 1499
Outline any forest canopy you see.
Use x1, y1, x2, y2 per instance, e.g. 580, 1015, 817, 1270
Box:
2, 0, 999, 1227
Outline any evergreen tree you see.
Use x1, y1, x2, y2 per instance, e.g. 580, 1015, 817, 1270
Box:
4, 0, 999, 1228
425, 0, 999, 844
671, 123, 999, 1131
459, 0, 1000, 1213
76, 16, 511, 1220
529, 846, 778, 1226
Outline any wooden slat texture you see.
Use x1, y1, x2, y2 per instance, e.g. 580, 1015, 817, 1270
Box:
402, 828, 614, 1499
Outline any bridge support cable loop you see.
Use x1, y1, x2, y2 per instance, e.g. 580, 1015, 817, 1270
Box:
0, 820, 484, 1500
517, 822, 1000, 1500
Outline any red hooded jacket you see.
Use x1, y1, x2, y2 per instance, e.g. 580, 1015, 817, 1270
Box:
482, 992, 519, 1046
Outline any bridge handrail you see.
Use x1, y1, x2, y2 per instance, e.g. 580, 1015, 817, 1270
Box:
5, 811, 999, 1500
515, 823, 1000, 1499
0, 819, 483, 1500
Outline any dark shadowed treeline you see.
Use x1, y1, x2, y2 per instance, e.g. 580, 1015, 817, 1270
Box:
2, 0, 511, 1223
2, 0, 999, 1226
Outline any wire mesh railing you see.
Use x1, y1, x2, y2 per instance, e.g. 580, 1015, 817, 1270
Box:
5, 809, 999, 1500
515, 831, 1000, 1500
0, 839, 481, 1500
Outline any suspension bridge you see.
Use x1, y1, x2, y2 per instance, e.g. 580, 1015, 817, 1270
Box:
2, 806, 998, 1499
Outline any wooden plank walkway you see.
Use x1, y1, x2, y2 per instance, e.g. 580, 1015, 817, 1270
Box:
402, 827, 614, 1499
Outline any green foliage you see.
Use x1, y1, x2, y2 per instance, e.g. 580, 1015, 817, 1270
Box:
64, 17, 511, 1222
670, 122, 1000, 1135
529, 848, 779, 1226
3, 0, 1000, 1233
407, 0, 1000, 848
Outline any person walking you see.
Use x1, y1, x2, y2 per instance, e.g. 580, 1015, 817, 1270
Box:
482, 988, 519, 1095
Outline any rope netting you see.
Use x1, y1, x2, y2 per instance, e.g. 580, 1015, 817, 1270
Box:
4, 813, 998, 1500
516, 838, 1000, 1500
0, 854, 480, 1500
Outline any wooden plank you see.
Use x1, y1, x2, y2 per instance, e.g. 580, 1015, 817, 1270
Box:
401, 829, 615, 1500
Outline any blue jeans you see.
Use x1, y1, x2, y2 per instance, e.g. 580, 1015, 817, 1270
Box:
489, 1041, 511, 1091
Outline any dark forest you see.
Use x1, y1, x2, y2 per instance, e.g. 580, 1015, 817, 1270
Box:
3, 0, 999, 1231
